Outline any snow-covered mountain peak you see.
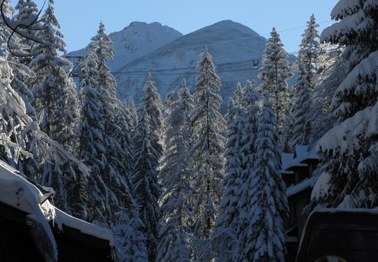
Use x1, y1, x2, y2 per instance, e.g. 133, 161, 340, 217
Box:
115, 21, 182, 49
68, 21, 182, 71
108, 22, 182, 70
197, 20, 262, 38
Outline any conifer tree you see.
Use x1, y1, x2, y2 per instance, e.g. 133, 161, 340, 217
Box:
234, 81, 261, 261
240, 94, 288, 261
1, 0, 38, 118
0, 51, 90, 217
0, 0, 14, 51
0, 55, 33, 163
190, 48, 226, 261
13, 0, 41, 61
77, 49, 106, 221
132, 73, 163, 262
157, 84, 193, 262
78, 25, 146, 259
29, 0, 79, 151
89, 22, 133, 186
291, 14, 320, 147
258, 28, 292, 143
309, 44, 345, 145
311, 0, 378, 208
290, 62, 313, 146
25, 0, 81, 211
212, 82, 246, 261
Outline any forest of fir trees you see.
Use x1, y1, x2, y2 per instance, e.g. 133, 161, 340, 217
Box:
0, 0, 377, 261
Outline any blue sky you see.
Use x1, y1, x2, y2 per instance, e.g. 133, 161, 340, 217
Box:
12, 0, 338, 53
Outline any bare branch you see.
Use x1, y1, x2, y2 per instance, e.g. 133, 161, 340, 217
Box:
1, 0, 47, 57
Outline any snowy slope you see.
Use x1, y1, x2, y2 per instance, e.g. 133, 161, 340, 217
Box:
68, 21, 182, 72
115, 20, 268, 109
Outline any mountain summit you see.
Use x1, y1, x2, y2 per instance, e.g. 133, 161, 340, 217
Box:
115, 20, 267, 108
69, 21, 182, 72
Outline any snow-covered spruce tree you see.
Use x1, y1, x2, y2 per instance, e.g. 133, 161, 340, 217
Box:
308, 43, 346, 145
79, 25, 146, 260
0, 51, 90, 213
90, 23, 134, 183
258, 27, 292, 145
132, 72, 163, 262
0, 55, 33, 163
12, 0, 41, 61
0, 0, 14, 50
0, 0, 42, 181
0, 49, 92, 262
311, 0, 378, 209
291, 14, 320, 147
234, 80, 261, 261
25, 0, 82, 211
0, 0, 31, 163
290, 63, 313, 147
1, 0, 38, 118
77, 50, 107, 221
29, 0, 79, 152
190, 48, 226, 261
157, 84, 194, 262
212, 82, 247, 261
240, 94, 288, 262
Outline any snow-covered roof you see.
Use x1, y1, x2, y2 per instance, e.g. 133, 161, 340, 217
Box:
0, 159, 114, 259
0, 160, 57, 261
282, 145, 319, 172
54, 208, 114, 245
286, 174, 319, 198
314, 207, 378, 215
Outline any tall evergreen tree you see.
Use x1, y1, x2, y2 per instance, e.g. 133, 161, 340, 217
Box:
212, 81, 249, 261
1, 0, 38, 118
241, 95, 288, 261
26, 0, 81, 211
29, 0, 79, 151
0, 51, 90, 217
132, 72, 163, 262
0, 0, 14, 53
13, 0, 41, 60
0, 55, 33, 163
311, 0, 378, 208
291, 14, 320, 147
258, 27, 292, 144
77, 48, 106, 221
190, 48, 226, 261
234, 81, 261, 261
309, 43, 346, 145
89, 22, 133, 189
157, 84, 193, 262
78, 24, 145, 260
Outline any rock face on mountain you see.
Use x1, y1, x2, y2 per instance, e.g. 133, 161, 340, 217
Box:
115, 20, 268, 108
